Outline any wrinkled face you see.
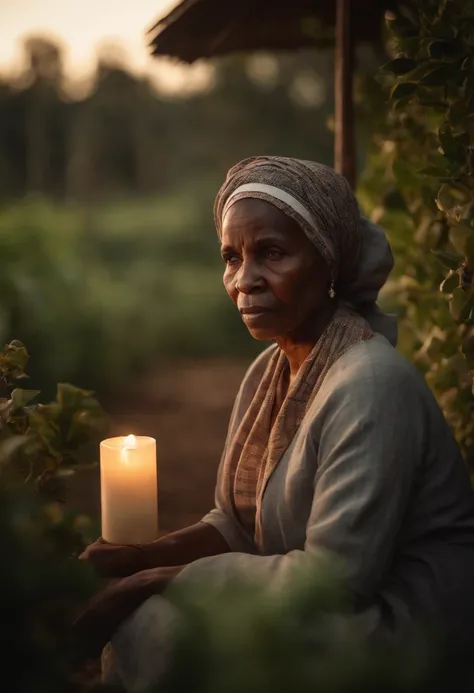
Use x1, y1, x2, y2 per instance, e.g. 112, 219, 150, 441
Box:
221, 198, 332, 341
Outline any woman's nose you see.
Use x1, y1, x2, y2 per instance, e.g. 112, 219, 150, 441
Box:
235, 260, 264, 294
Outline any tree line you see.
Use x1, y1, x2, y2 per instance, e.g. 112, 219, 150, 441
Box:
0, 36, 350, 203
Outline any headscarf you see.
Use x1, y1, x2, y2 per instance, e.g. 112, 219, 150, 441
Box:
213, 156, 397, 547
214, 156, 397, 346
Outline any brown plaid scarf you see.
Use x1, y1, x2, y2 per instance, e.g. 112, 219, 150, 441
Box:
224, 307, 372, 547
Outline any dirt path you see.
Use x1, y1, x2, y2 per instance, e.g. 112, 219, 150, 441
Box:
67, 359, 249, 534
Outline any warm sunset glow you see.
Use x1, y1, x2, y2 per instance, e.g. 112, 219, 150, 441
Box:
0, 0, 212, 93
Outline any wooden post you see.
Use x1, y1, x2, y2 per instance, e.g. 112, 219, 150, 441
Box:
335, 0, 356, 189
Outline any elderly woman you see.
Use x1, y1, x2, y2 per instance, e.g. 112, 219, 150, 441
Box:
77, 157, 474, 688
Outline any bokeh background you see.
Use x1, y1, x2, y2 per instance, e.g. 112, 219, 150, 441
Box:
0, 0, 395, 533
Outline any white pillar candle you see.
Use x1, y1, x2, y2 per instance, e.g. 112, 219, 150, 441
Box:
100, 434, 158, 545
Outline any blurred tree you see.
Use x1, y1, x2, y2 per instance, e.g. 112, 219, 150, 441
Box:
0, 35, 361, 202
0, 33, 379, 395
22, 37, 65, 195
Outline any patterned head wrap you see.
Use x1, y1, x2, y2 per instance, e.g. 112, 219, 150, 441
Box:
214, 156, 397, 346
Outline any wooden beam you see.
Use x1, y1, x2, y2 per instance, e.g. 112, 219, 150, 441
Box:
335, 0, 356, 189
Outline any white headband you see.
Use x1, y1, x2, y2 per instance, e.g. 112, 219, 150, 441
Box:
222, 182, 336, 261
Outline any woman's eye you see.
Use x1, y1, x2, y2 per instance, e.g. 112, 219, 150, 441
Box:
223, 254, 240, 266
265, 248, 284, 260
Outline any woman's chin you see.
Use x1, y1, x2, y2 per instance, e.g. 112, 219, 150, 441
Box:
246, 326, 278, 341
241, 313, 282, 341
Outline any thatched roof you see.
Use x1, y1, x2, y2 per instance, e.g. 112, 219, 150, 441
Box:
148, 0, 399, 63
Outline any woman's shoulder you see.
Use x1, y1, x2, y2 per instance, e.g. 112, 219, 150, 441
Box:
321, 334, 430, 402
309, 335, 455, 454
238, 336, 434, 413
241, 337, 423, 395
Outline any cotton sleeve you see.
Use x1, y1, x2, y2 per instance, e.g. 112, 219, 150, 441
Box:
174, 356, 425, 599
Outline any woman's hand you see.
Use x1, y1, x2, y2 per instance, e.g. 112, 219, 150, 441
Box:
79, 538, 146, 578
80, 524, 231, 578
72, 565, 183, 660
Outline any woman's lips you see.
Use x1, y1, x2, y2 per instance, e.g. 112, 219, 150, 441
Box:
240, 306, 275, 324
240, 306, 274, 315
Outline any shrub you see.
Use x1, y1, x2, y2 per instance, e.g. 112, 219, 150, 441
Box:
159, 567, 434, 693
0, 339, 103, 692
0, 339, 107, 506
0, 482, 97, 693
360, 0, 474, 468
0, 196, 258, 397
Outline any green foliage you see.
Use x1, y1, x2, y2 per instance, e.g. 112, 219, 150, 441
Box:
159, 566, 433, 693
0, 482, 97, 693
360, 0, 474, 467
0, 340, 106, 692
0, 340, 107, 509
0, 197, 260, 396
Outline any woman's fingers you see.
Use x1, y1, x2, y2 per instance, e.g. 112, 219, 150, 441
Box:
78, 538, 105, 562
78, 541, 145, 578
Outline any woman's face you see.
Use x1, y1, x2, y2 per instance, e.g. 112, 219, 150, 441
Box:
221, 198, 332, 341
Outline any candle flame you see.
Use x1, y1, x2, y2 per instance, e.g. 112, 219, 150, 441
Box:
121, 434, 137, 463
124, 434, 137, 449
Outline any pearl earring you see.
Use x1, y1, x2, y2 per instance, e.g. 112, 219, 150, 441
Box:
329, 280, 336, 299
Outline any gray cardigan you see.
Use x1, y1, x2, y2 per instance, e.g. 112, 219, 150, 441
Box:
189, 334, 474, 634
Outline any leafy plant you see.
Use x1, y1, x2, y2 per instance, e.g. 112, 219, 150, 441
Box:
0, 482, 98, 693
158, 566, 437, 693
359, 0, 474, 468
0, 339, 107, 504
0, 198, 260, 398
0, 341, 108, 692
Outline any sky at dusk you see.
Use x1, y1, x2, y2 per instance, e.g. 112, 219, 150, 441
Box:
0, 0, 212, 93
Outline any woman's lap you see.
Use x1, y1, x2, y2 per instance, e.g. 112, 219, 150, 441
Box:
103, 595, 181, 693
